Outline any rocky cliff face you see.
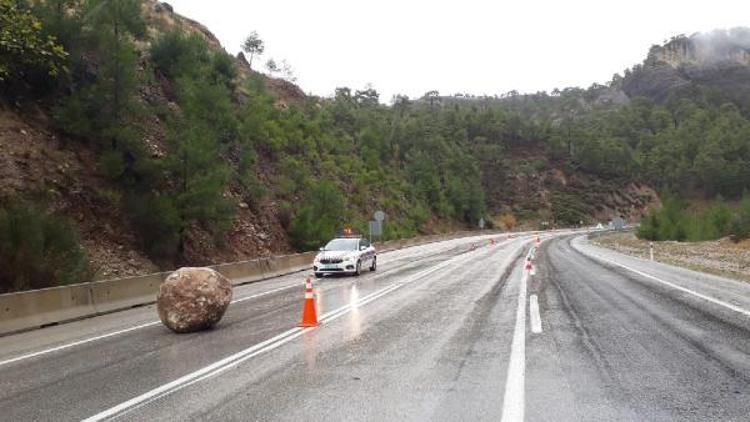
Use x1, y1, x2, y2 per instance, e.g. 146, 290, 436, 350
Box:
623, 28, 750, 102
646, 31, 750, 67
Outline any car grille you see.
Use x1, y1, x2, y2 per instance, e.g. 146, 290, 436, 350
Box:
320, 258, 343, 264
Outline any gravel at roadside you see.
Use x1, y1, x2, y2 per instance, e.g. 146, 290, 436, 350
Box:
591, 231, 750, 283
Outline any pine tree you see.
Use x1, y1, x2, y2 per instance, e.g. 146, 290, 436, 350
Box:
55, 0, 145, 151
162, 77, 236, 255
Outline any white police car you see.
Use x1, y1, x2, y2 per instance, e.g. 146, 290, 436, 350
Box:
313, 235, 376, 278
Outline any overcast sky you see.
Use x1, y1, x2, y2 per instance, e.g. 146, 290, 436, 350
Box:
167, 0, 750, 102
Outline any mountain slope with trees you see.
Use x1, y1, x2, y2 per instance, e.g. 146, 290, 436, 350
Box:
8, 0, 750, 292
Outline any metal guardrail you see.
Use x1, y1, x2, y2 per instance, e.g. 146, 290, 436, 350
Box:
0, 230, 495, 336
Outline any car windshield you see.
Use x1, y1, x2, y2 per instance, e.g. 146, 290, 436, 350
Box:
323, 238, 359, 251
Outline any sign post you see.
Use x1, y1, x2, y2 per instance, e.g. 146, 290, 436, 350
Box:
368, 220, 382, 243
371, 210, 386, 242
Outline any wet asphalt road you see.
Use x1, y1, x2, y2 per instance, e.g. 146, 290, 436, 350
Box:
1, 232, 750, 421
527, 236, 750, 422
0, 233, 524, 421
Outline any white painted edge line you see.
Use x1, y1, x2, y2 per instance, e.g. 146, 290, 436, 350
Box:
0, 321, 161, 368
500, 246, 534, 422
572, 238, 750, 319
1, 234, 523, 369
82, 237, 516, 422
0, 235, 507, 368
529, 295, 542, 334
0, 284, 296, 368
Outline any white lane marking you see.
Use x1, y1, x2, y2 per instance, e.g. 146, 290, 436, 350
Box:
82, 239, 511, 422
501, 248, 534, 422
529, 295, 542, 334
81, 326, 306, 422
0, 321, 161, 368
574, 240, 750, 319
0, 285, 297, 368
0, 234, 520, 368
229, 284, 295, 304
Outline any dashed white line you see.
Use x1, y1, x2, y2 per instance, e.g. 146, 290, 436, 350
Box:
500, 247, 534, 422
529, 295, 542, 334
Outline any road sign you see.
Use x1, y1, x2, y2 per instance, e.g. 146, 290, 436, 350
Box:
369, 220, 382, 237
374, 210, 386, 222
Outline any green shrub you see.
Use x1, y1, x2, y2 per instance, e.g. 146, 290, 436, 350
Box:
98, 149, 126, 181
288, 181, 344, 250
0, 199, 91, 293
0, 0, 67, 85
238, 172, 266, 211
150, 31, 209, 79
125, 194, 181, 262
729, 197, 750, 241
638, 198, 748, 242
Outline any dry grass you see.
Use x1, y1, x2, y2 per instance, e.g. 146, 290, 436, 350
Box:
591, 232, 750, 283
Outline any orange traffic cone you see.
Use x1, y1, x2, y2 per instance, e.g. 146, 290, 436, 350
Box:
298, 277, 319, 327
525, 257, 536, 276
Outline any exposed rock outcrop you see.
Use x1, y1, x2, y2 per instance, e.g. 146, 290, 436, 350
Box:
622, 28, 750, 103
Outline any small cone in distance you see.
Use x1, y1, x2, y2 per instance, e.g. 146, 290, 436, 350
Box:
525, 256, 536, 275
298, 277, 319, 327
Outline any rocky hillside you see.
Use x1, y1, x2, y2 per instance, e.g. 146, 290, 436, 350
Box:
0, 0, 664, 289
480, 140, 659, 225
1, 0, 307, 280
622, 29, 750, 105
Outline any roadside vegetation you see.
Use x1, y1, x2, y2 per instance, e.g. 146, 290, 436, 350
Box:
593, 231, 750, 283
637, 197, 750, 242
0, 198, 91, 293
5, 1, 750, 291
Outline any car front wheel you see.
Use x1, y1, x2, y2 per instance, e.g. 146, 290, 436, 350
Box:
354, 260, 361, 276
369, 257, 377, 272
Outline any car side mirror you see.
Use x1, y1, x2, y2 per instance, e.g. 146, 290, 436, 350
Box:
319, 247, 325, 251
359, 246, 367, 251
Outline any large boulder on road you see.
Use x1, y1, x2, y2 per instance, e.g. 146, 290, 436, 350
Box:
157, 267, 232, 333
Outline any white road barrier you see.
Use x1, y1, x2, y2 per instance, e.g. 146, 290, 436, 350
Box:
0, 230, 507, 336
0, 284, 299, 368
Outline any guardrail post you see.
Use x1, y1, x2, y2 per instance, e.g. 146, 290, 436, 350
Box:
649, 241, 654, 261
